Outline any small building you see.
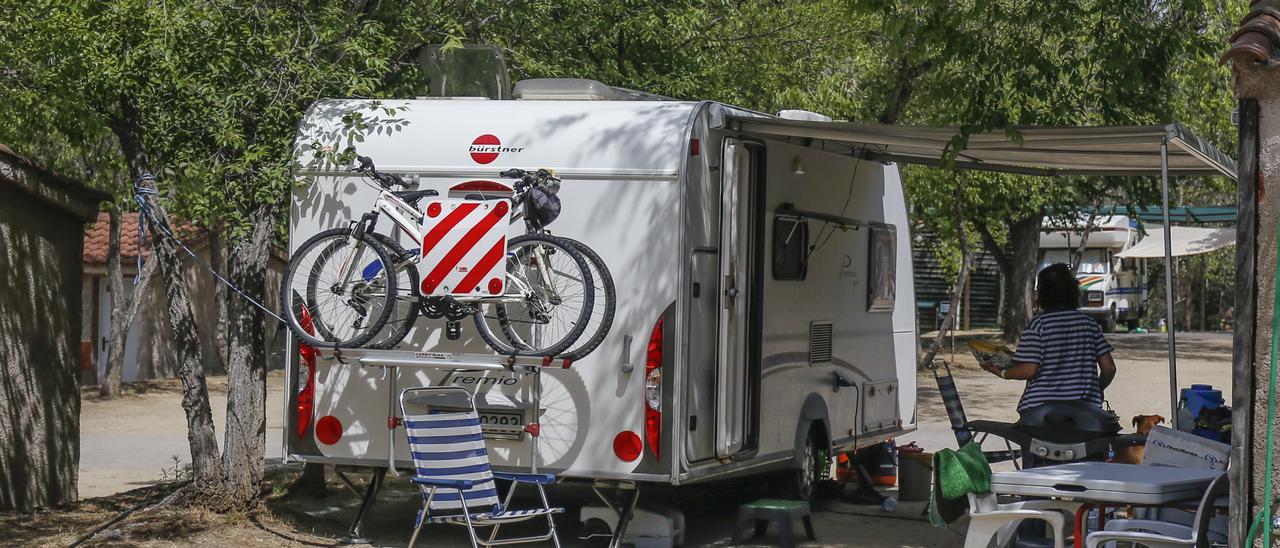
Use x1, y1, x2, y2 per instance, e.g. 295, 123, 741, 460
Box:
80, 212, 288, 384
0, 144, 109, 510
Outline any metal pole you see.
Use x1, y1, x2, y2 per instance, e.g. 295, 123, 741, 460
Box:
1160, 137, 1179, 421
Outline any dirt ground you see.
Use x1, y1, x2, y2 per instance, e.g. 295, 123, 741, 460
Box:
0, 332, 1231, 546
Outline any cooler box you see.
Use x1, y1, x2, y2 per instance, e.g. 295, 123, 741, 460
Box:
990, 462, 1221, 505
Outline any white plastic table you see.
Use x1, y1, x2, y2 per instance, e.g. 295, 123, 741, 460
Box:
990, 462, 1222, 548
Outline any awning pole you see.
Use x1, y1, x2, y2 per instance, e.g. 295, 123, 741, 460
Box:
1161, 137, 1179, 421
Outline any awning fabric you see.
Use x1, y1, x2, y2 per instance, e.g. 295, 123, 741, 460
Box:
1093, 205, 1237, 224
728, 118, 1237, 179
1116, 227, 1237, 258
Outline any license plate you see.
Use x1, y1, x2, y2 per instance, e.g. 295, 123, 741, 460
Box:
477, 410, 525, 440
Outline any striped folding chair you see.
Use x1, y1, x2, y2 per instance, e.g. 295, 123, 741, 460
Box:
400, 387, 563, 548
927, 360, 1021, 466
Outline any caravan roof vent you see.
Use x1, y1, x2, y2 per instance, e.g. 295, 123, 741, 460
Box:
778, 109, 833, 122
513, 78, 675, 101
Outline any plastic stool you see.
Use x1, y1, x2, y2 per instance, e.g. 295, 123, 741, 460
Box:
732, 499, 816, 547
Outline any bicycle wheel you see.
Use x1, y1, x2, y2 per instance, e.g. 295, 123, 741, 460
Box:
557, 238, 616, 361
473, 234, 593, 356
364, 233, 421, 349
282, 228, 398, 348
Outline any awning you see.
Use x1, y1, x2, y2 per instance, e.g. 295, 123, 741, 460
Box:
1093, 205, 1237, 224
728, 118, 1237, 179
1116, 227, 1237, 258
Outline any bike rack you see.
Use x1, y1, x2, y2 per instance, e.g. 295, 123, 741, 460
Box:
317, 347, 574, 370
317, 345, 563, 539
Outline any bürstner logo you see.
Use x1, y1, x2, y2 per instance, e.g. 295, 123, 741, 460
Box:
469, 134, 524, 164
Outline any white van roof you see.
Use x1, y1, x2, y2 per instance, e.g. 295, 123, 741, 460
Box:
293, 99, 697, 180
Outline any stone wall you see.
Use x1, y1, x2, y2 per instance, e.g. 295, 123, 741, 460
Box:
1235, 66, 1280, 545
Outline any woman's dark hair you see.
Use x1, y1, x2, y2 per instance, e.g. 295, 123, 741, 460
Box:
1037, 263, 1080, 311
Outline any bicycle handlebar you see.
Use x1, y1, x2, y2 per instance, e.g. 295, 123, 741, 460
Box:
500, 168, 560, 193
353, 155, 409, 189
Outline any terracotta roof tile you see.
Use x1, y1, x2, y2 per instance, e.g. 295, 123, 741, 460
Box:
1224, 0, 1280, 67
83, 212, 206, 266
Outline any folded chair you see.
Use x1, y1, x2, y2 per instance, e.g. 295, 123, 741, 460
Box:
400, 386, 563, 548
928, 360, 1021, 465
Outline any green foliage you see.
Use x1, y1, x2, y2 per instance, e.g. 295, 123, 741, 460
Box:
842, 0, 1243, 269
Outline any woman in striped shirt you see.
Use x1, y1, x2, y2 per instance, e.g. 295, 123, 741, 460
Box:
979, 263, 1117, 411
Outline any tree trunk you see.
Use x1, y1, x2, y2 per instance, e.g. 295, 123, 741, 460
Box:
109, 94, 223, 500
919, 185, 972, 368
100, 207, 127, 398
136, 177, 225, 495
210, 225, 230, 372
219, 200, 278, 506
1071, 207, 1100, 271
1002, 214, 1042, 342
100, 205, 158, 398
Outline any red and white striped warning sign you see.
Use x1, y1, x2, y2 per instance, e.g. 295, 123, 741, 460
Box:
419, 199, 510, 296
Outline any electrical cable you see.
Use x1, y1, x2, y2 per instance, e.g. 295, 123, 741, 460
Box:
807, 156, 862, 259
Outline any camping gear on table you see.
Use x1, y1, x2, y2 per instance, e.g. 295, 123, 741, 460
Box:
1177, 384, 1224, 433
399, 386, 564, 548
1142, 425, 1230, 471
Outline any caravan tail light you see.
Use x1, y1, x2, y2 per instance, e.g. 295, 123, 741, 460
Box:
644, 317, 664, 458
295, 305, 317, 439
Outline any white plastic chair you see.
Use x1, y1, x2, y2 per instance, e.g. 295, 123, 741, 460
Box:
1085, 472, 1227, 548
964, 491, 1080, 548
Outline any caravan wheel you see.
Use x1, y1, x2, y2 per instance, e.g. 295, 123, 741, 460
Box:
771, 426, 821, 502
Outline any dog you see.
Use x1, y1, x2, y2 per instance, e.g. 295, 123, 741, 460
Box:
1110, 414, 1165, 465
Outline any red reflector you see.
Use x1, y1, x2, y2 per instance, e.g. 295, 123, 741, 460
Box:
316, 415, 343, 445
426, 202, 442, 218
689, 139, 700, 156
613, 431, 643, 462
488, 277, 503, 295
450, 180, 513, 196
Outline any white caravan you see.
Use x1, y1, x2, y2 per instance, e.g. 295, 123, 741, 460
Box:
284, 81, 918, 518
1039, 215, 1146, 331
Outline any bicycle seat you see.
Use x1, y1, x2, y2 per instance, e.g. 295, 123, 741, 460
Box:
392, 189, 439, 207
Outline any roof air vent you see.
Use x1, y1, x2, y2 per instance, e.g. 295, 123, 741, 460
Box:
513, 79, 675, 101
778, 110, 833, 122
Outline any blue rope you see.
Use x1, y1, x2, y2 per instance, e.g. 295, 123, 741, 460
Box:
133, 174, 287, 324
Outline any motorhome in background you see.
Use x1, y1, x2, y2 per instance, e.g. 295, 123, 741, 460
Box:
285, 79, 919, 509
1038, 214, 1146, 331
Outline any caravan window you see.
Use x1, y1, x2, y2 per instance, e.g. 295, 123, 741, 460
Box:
772, 217, 808, 280
867, 225, 896, 312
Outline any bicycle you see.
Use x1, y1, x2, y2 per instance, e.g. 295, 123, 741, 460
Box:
372, 167, 616, 360
281, 156, 597, 357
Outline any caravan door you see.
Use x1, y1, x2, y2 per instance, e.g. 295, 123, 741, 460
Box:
714, 138, 761, 460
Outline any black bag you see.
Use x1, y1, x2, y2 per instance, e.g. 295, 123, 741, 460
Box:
527, 186, 561, 226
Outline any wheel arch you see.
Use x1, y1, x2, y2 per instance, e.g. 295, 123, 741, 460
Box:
792, 393, 833, 469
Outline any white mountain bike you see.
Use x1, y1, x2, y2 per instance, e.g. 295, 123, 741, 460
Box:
281, 156, 609, 358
